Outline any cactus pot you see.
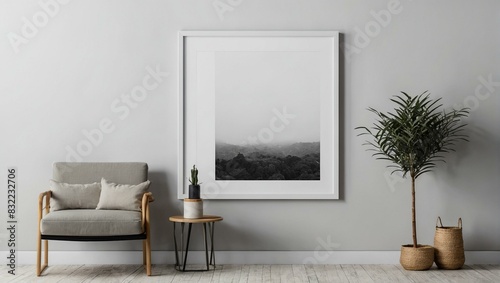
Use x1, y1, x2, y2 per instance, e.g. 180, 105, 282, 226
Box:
188, 185, 200, 199
184, 198, 203, 219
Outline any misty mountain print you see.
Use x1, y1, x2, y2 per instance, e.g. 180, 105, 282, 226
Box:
215, 142, 320, 180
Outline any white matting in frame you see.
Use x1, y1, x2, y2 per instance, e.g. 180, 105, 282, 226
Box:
178, 31, 339, 199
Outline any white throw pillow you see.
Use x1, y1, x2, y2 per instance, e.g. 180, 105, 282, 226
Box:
49, 180, 101, 211
96, 178, 150, 211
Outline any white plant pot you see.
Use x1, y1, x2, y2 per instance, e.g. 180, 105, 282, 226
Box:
184, 199, 203, 219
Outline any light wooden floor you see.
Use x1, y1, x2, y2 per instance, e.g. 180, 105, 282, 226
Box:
2, 264, 500, 282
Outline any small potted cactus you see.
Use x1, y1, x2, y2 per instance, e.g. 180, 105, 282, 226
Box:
188, 165, 201, 199
185, 165, 203, 218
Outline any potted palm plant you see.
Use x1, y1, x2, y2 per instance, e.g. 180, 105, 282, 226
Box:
356, 91, 469, 270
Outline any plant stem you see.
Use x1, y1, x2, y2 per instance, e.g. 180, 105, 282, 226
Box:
411, 174, 417, 248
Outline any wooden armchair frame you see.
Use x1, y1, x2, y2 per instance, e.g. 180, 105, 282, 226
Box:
36, 191, 154, 276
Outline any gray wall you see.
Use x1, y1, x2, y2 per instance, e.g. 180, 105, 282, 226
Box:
1, 0, 499, 253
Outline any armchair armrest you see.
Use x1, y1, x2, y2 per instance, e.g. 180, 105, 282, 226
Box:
38, 191, 51, 215
38, 191, 51, 230
141, 192, 154, 232
142, 192, 154, 203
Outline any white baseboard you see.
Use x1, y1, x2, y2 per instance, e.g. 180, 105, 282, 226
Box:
6, 251, 500, 265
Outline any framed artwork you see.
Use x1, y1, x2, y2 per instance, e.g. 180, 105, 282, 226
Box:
178, 31, 339, 199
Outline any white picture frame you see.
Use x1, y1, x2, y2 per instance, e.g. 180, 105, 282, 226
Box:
178, 31, 339, 199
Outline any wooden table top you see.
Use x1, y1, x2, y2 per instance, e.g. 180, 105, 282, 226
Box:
168, 215, 223, 223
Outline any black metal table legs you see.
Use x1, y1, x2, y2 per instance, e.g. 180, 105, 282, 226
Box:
173, 222, 217, 271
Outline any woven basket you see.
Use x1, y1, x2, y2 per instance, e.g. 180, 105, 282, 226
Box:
400, 245, 434, 271
434, 217, 465, 269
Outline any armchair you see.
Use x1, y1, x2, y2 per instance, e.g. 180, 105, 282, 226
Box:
37, 162, 154, 276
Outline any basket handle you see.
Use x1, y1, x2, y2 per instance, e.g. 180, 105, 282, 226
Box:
436, 216, 443, 228
458, 218, 462, 228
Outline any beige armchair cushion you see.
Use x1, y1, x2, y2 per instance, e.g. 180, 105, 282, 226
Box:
41, 209, 142, 236
53, 162, 148, 184
49, 180, 101, 211
96, 178, 150, 211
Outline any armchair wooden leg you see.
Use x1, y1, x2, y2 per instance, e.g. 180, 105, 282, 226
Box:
145, 235, 152, 276
36, 233, 41, 276
44, 240, 49, 269
36, 234, 48, 276
142, 240, 146, 265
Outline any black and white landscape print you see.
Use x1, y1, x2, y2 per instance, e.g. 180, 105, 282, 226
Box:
216, 142, 320, 180
214, 51, 321, 181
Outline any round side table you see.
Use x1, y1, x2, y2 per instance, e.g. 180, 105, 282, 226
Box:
169, 215, 223, 272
